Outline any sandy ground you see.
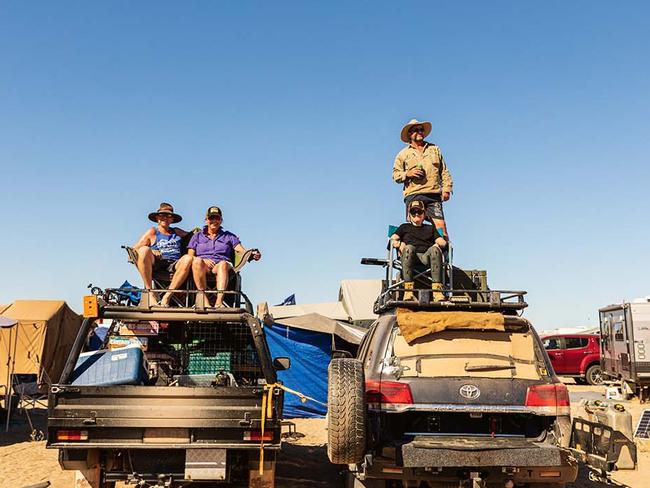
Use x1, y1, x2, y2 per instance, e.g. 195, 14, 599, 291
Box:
0, 383, 648, 488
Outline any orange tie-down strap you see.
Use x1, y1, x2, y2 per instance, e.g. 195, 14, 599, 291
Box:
259, 383, 327, 475
396, 308, 506, 344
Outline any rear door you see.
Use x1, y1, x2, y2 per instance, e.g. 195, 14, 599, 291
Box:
562, 336, 589, 374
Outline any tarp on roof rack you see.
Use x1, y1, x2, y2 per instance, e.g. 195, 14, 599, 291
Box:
397, 309, 506, 344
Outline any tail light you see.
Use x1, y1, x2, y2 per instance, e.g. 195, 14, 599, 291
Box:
525, 384, 570, 416
243, 430, 274, 442
366, 380, 413, 410
57, 430, 88, 441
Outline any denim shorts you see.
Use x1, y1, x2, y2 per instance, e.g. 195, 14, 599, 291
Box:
404, 193, 445, 221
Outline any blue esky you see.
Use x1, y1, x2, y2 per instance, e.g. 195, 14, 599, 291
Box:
1, 1, 648, 330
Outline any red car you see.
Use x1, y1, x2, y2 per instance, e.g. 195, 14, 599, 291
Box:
541, 333, 602, 385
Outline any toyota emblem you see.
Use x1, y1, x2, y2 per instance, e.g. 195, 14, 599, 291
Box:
459, 384, 481, 399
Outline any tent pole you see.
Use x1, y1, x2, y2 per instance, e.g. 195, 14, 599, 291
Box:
2, 327, 11, 415
5, 327, 18, 432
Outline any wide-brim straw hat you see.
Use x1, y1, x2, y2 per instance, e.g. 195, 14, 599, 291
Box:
400, 119, 432, 143
148, 202, 183, 223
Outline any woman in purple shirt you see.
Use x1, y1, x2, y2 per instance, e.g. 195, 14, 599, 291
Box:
188, 206, 261, 307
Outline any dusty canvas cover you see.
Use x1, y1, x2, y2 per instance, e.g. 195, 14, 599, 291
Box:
396, 309, 506, 344
393, 328, 540, 380
0, 300, 82, 386
273, 312, 366, 345
338, 279, 381, 322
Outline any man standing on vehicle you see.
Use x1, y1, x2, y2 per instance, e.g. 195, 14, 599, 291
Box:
392, 118, 453, 237
390, 200, 447, 301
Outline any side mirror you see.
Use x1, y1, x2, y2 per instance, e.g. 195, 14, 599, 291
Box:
273, 357, 291, 371
332, 349, 353, 359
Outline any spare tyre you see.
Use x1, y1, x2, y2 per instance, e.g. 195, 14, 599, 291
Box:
327, 358, 367, 464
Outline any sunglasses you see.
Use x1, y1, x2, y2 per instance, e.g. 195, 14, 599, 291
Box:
409, 126, 425, 134
207, 215, 222, 221
158, 214, 173, 219
409, 209, 425, 216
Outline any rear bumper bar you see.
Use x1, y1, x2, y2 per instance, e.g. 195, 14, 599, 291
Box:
401, 437, 570, 468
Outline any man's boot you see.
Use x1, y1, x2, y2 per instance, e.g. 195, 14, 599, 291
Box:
403, 282, 416, 301
431, 283, 445, 301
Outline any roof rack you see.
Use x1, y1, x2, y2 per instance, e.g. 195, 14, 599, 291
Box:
362, 237, 528, 315
374, 286, 527, 314
90, 286, 255, 320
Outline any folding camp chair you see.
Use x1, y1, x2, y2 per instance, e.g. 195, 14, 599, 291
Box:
123, 242, 258, 309
11, 373, 47, 440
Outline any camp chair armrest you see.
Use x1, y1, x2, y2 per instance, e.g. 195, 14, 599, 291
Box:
233, 248, 258, 273
123, 245, 139, 265
361, 257, 389, 267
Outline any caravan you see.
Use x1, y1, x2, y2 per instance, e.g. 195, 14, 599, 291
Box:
599, 300, 650, 402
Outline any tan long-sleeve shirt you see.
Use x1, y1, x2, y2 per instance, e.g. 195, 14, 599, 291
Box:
392, 142, 453, 197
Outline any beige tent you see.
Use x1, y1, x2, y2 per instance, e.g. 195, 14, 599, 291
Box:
338, 279, 381, 325
0, 300, 81, 388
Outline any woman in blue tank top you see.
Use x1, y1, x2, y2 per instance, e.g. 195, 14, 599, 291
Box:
133, 203, 193, 306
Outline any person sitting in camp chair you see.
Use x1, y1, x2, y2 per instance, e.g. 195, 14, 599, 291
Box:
133, 202, 193, 306
188, 206, 261, 308
390, 200, 447, 301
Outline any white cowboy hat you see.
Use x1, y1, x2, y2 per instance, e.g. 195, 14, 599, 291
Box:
400, 119, 432, 143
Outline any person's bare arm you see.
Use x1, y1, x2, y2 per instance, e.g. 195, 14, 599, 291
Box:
234, 243, 262, 261
133, 228, 155, 249
390, 233, 401, 249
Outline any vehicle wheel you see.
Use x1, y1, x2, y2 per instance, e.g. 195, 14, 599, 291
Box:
327, 358, 367, 464
585, 364, 603, 385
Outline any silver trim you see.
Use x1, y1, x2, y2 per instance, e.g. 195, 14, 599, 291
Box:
368, 403, 547, 414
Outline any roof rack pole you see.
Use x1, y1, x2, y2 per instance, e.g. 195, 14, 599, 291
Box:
59, 317, 95, 384
387, 239, 394, 290
448, 243, 454, 292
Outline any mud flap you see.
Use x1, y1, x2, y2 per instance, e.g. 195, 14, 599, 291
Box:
569, 418, 637, 480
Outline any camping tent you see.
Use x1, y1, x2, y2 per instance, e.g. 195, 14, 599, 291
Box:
339, 279, 382, 326
264, 313, 366, 418
0, 301, 82, 389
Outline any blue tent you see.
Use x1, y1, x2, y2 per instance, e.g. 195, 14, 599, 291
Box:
264, 313, 365, 418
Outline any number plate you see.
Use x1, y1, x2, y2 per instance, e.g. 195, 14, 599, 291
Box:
185, 448, 227, 480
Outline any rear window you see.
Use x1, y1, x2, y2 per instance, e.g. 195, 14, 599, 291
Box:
391, 328, 541, 380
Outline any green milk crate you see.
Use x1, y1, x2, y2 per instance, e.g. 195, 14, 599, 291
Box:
187, 350, 232, 374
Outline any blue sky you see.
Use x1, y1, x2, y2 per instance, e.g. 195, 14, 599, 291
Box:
1, 1, 648, 329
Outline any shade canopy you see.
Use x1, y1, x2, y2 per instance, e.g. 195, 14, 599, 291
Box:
274, 312, 366, 345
